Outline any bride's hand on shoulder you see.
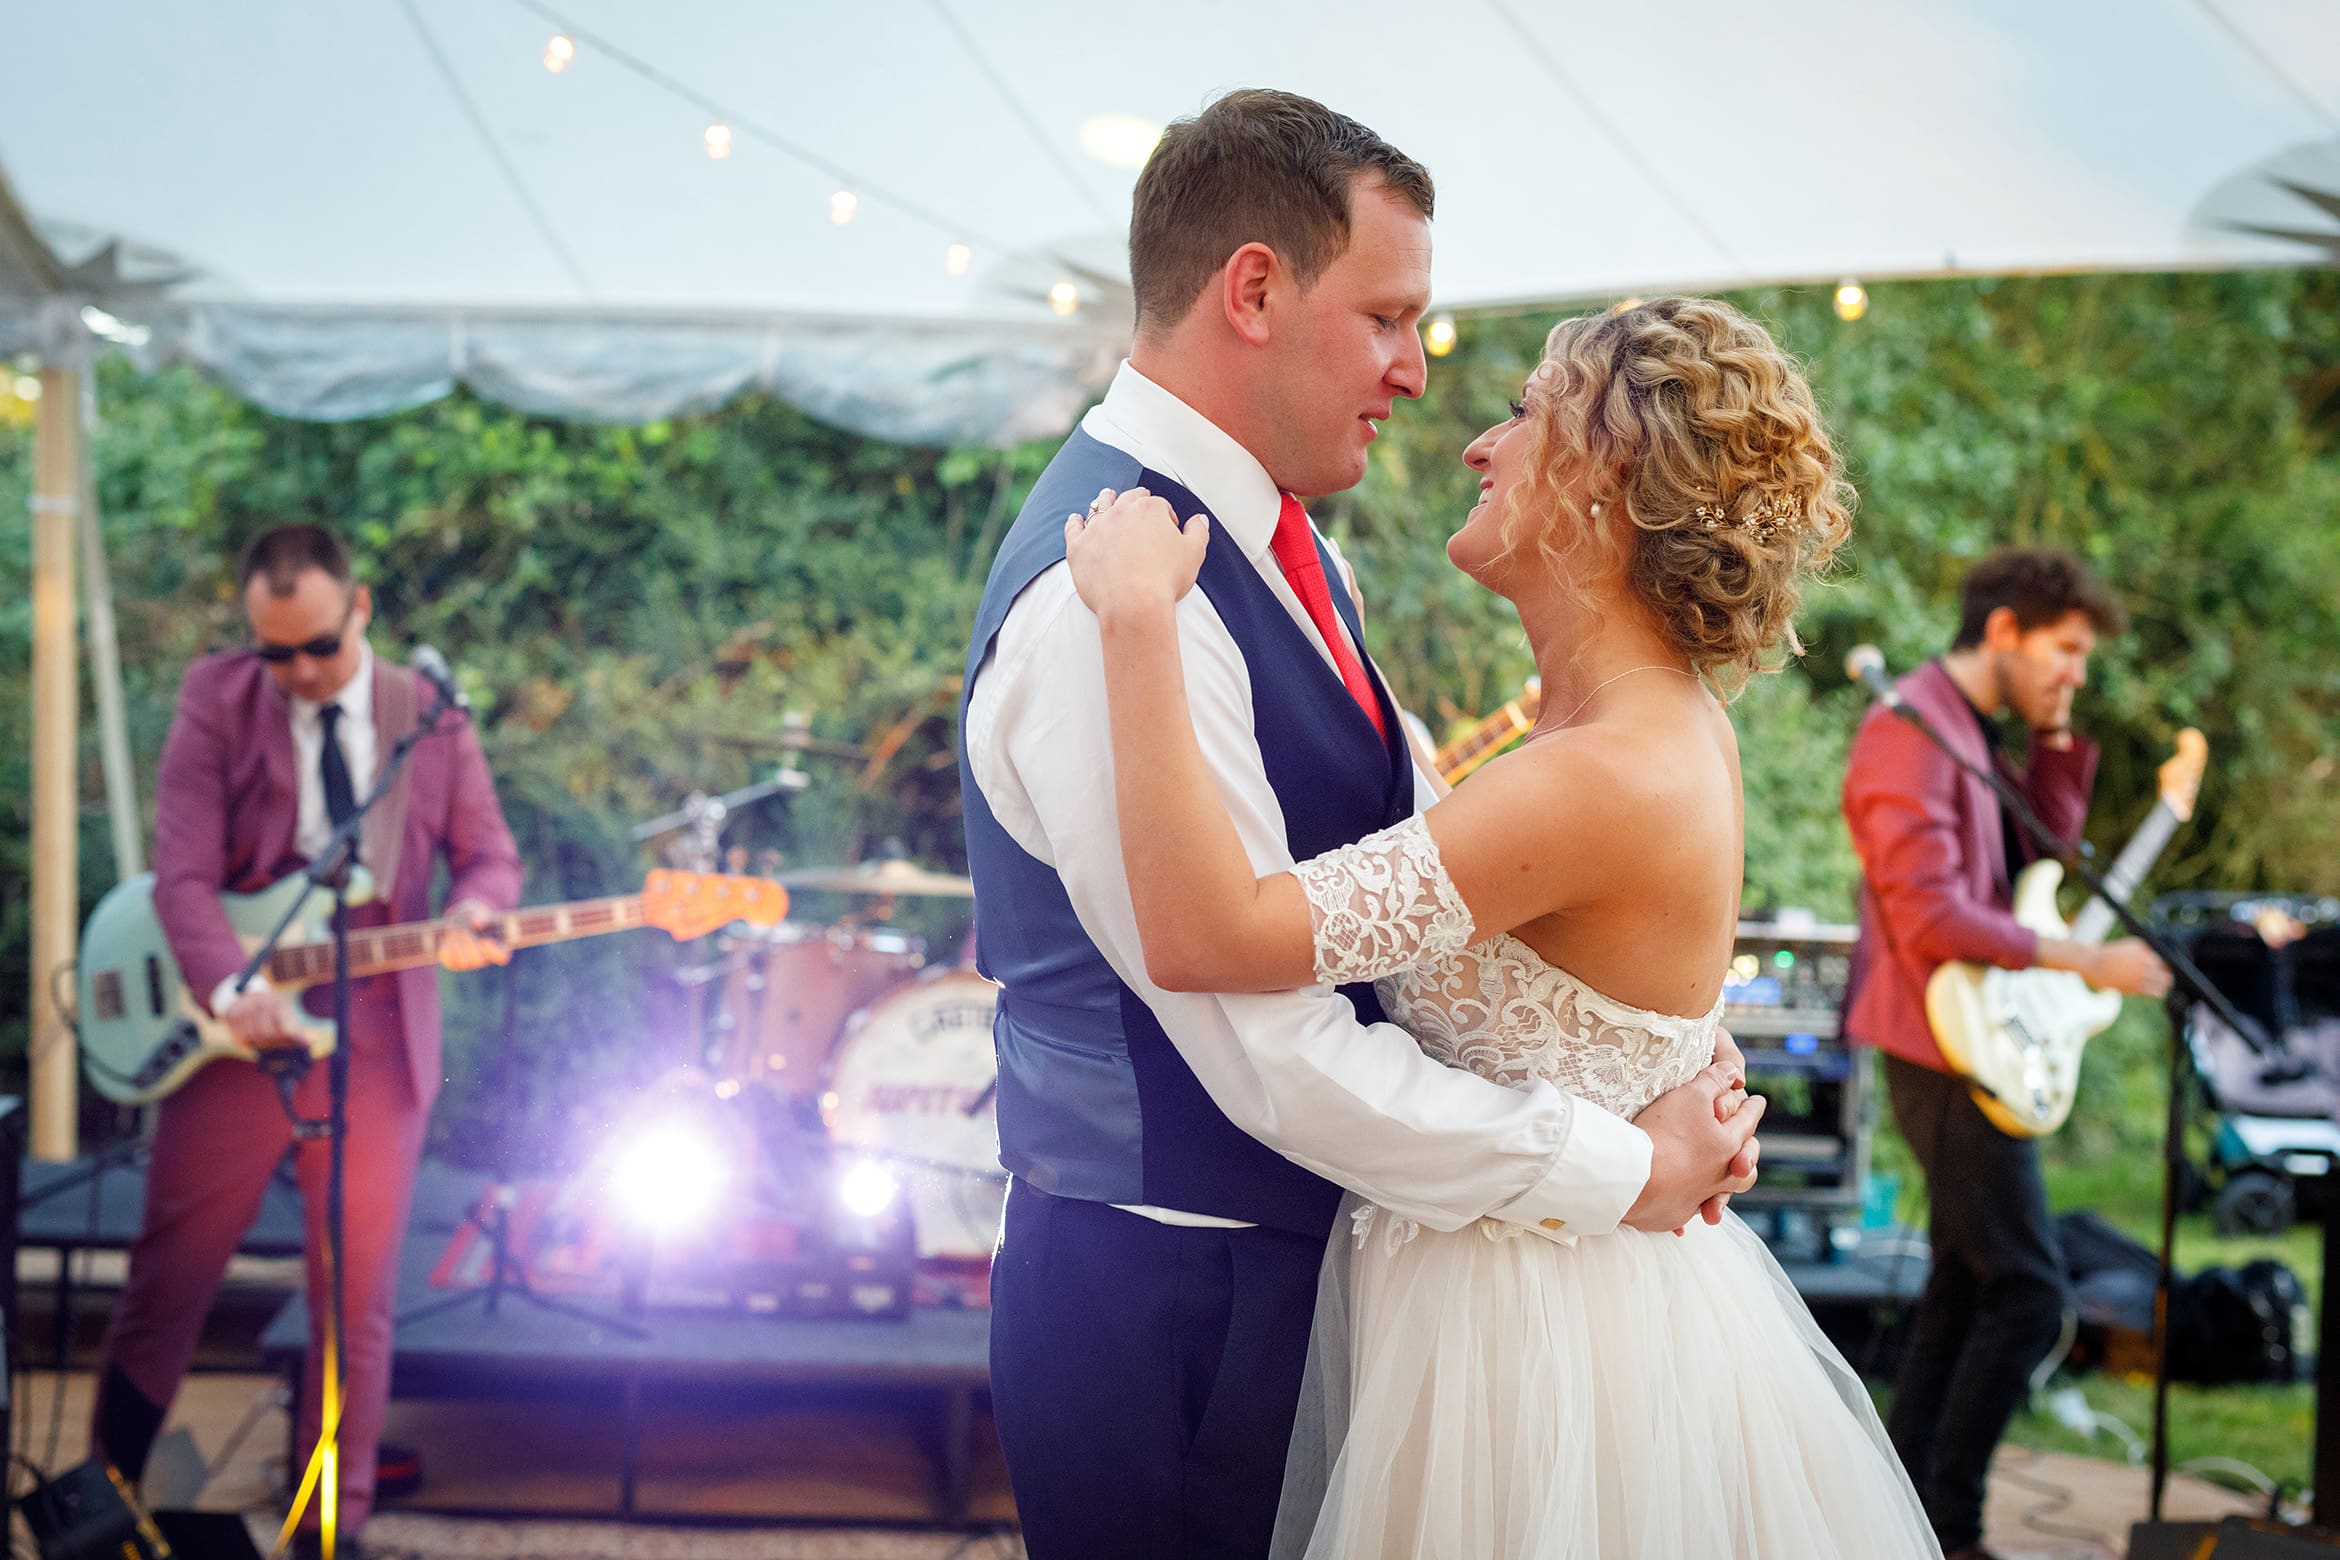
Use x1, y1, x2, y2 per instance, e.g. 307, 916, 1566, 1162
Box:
1064, 486, 1210, 620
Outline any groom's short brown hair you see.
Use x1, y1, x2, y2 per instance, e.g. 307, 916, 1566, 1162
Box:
1129, 89, 1434, 334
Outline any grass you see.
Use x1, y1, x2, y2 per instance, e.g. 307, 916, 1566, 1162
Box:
1866, 1115, 2325, 1502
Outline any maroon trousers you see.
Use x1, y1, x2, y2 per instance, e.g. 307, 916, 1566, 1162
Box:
93, 982, 425, 1535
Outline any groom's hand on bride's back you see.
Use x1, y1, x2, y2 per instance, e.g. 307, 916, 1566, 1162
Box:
1622, 1060, 1764, 1234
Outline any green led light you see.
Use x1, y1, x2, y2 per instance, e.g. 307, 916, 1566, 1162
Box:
1773, 949, 1796, 969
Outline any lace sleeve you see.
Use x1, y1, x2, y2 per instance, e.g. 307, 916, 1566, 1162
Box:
1293, 815, 1476, 985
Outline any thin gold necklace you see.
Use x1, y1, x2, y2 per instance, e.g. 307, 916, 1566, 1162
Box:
1543, 664, 1701, 732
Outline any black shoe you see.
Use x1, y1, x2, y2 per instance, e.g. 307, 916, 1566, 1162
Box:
289, 1533, 366, 1560
1942, 1546, 2005, 1560
376, 1439, 423, 1500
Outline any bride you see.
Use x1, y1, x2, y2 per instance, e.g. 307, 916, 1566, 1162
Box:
1063, 297, 1941, 1558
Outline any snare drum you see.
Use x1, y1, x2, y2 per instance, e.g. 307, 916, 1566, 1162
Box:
710, 922, 926, 1093
821, 969, 1003, 1261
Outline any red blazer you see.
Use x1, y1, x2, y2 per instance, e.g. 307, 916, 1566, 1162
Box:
151, 648, 522, 1106
1840, 659, 2098, 1073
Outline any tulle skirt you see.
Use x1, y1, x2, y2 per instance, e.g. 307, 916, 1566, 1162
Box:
1272, 1203, 1942, 1560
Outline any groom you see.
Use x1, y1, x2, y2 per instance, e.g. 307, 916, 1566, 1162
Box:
960, 89, 1762, 1558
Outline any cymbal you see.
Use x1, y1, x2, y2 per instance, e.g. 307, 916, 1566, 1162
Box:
777, 859, 975, 898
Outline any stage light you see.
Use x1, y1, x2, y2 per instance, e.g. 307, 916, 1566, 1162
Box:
611, 1120, 730, 1233
542, 34, 575, 73
1048, 280, 1080, 317
1077, 113, 1164, 169
829, 189, 859, 226
839, 1159, 901, 1219
704, 123, 733, 161
944, 243, 972, 276
1424, 314, 1457, 357
1833, 280, 1868, 321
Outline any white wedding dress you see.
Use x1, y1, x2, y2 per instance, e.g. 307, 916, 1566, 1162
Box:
1269, 817, 1942, 1560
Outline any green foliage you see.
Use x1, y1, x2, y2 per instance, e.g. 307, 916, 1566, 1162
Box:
0, 267, 2333, 1168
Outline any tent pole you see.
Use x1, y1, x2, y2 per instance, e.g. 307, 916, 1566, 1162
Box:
29, 364, 82, 1161
75, 373, 142, 880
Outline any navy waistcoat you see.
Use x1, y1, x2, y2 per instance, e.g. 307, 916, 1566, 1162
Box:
959, 429, 1414, 1237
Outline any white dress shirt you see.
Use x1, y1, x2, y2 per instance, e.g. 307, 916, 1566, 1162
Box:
964, 361, 1653, 1240
212, 643, 377, 1015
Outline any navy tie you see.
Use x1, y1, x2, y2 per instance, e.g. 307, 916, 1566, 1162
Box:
318, 702, 357, 830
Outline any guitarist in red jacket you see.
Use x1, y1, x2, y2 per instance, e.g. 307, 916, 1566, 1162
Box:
91, 525, 520, 1557
1842, 547, 2168, 1560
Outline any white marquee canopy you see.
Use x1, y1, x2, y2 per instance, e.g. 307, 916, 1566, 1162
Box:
3, 0, 2337, 446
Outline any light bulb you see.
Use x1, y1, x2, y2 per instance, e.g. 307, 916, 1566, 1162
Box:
1833, 280, 1868, 322
944, 243, 972, 277
704, 123, 733, 161
1424, 314, 1457, 357
829, 189, 860, 226
1076, 113, 1165, 170
542, 35, 575, 73
1048, 281, 1080, 317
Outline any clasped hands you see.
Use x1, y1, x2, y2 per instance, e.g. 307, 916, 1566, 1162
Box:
1625, 1029, 1765, 1235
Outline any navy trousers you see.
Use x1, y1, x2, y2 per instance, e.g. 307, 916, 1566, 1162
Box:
990, 1181, 1327, 1559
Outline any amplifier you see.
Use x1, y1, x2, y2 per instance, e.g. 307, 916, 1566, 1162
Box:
1725, 919, 1873, 1247
2131, 1518, 2340, 1557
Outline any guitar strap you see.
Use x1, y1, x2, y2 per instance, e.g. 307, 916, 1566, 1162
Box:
360, 661, 420, 903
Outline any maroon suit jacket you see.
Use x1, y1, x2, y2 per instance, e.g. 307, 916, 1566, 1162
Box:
151, 647, 522, 1107
1840, 659, 2098, 1073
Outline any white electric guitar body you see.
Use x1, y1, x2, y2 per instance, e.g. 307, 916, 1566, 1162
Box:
1926, 730, 2207, 1137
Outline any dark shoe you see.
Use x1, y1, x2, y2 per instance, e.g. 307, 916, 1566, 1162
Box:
376, 1439, 423, 1500
90, 1363, 166, 1484
1942, 1546, 2005, 1560
289, 1533, 365, 1560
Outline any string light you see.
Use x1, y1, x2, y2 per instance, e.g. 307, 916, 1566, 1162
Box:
704, 123, 733, 160
1424, 314, 1458, 357
829, 189, 860, 226
1076, 113, 1165, 170
1833, 280, 1869, 321
1048, 281, 1080, 317
542, 34, 575, 73
944, 243, 973, 277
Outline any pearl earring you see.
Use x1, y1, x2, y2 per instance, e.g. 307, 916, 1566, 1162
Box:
1589, 501, 1604, 517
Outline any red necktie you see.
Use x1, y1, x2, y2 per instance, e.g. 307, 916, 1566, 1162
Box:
1269, 493, 1386, 738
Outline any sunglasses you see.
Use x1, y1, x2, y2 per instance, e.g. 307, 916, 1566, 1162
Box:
254, 597, 357, 664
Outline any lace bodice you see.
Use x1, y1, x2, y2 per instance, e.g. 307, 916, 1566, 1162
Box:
1375, 933, 1720, 1119
1296, 817, 1722, 1119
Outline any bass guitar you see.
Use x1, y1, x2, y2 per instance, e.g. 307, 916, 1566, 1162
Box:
76, 869, 786, 1104
1926, 730, 2207, 1136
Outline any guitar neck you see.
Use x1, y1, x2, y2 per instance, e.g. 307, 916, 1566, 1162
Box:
266, 896, 651, 985
2067, 802, 2182, 946
1438, 688, 1542, 783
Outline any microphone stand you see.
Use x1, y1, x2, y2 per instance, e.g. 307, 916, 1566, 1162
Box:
225, 674, 461, 1560
1850, 673, 2304, 1531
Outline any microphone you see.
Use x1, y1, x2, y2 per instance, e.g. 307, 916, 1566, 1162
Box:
411, 645, 469, 713
1844, 643, 1902, 709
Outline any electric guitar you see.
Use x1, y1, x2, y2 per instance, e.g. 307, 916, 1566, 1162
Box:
1926, 730, 2208, 1136
1436, 678, 1542, 784
76, 869, 787, 1105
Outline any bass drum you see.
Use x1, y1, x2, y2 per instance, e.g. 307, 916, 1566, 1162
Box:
709, 922, 926, 1096
822, 968, 1004, 1262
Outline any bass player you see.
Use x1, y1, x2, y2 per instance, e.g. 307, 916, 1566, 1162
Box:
91, 524, 520, 1559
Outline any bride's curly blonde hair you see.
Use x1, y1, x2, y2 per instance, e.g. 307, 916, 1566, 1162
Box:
1496, 298, 1853, 694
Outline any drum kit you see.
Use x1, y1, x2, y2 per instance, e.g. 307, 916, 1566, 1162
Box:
631, 754, 1005, 1272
